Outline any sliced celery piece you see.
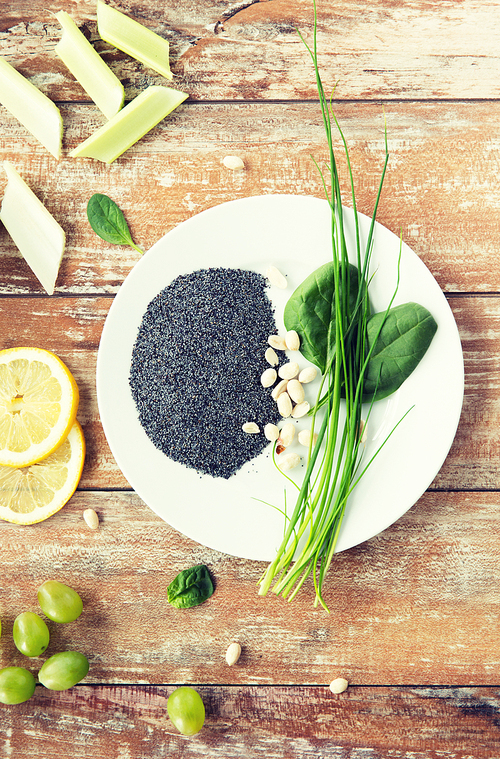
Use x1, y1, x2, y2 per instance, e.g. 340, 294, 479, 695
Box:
0, 57, 62, 159
0, 162, 65, 295
97, 1, 173, 80
69, 85, 187, 164
55, 11, 124, 120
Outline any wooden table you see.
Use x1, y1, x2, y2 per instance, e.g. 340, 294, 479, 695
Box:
1, 1, 500, 756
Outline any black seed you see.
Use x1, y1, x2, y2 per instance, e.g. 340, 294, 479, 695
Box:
129, 268, 284, 479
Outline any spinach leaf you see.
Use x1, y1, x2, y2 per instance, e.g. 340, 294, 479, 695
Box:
86, 193, 143, 254
284, 261, 360, 373
363, 302, 438, 401
167, 565, 214, 609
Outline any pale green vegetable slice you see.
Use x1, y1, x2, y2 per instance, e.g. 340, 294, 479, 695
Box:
97, 1, 173, 80
69, 85, 187, 164
0, 56, 62, 159
55, 11, 124, 120
0, 162, 65, 295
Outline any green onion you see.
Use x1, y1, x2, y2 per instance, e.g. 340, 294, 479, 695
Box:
258, 3, 405, 611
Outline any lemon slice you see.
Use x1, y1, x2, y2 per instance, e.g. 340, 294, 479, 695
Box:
0, 420, 85, 524
0, 347, 79, 467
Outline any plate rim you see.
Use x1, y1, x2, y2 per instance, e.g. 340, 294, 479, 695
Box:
96, 193, 464, 560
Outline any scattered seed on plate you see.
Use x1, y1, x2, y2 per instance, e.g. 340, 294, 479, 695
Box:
265, 265, 288, 289
261, 368, 277, 388
268, 334, 287, 351
130, 268, 282, 479
265, 347, 279, 366
264, 423, 280, 441
225, 642, 242, 666
83, 508, 99, 530
298, 366, 317, 384
242, 422, 260, 434
329, 677, 349, 694
277, 393, 293, 418
223, 155, 245, 170
287, 379, 304, 404
278, 362, 299, 380
292, 401, 310, 419
279, 452, 301, 472
271, 379, 288, 400
285, 330, 300, 351
298, 429, 318, 447
279, 422, 295, 448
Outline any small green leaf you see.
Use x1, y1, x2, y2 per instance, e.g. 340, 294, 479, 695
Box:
363, 302, 438, 401
167, 565, 214, 609
86, 193, 142, 253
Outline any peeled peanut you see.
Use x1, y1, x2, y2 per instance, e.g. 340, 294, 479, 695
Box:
278, 362, 299, 380
261, 368, 277, 388
83, 509, 99, 531
298, 366, 317, 384
265, 347, 279, 366
225, 642, 242, 666
285, 330, 300, 351
242, 422, 259, 434
279, 453, 301, 472
329, 677, 349, 694
277, 393, 293, 418
264, 423, 280, 441
287, 379, 305, 404
279, 422, 295, 448
292, 401, 310, 419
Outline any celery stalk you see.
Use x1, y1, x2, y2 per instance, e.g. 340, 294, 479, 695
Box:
55, 11, 124, 120
0, 162, 65, 295
97, 1, 173, 80
69, 85, 187, 163
0, 57, 62, 159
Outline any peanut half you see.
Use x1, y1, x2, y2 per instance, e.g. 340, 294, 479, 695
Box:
225, 642, 242, 666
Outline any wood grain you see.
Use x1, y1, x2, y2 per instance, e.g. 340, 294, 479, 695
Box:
1, 0, 499, 753
2, 0, 500, 101
0, 490, 499, 685
1, 684, 499, 759
0, 294, 490, 489
1, 101, 500, 296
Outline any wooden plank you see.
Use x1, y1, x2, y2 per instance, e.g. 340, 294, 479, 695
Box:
1, 101, 500, 295
1, 684, 500, 758
1, 0, 500, 101
0, 490, 499, 685
0, 294, 495, 490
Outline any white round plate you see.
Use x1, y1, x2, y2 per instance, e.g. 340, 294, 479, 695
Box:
96, 195, 464, 561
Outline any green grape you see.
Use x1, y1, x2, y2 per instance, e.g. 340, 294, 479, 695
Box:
38, 651, 89, 691
37, 580, 83, 623
13, 612, 50, 657
0, 667, 36, 704
167, 687, 205, 736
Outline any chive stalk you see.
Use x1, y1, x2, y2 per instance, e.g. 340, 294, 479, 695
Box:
258, 4, 400, 610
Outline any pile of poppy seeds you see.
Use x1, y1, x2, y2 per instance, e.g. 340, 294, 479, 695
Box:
129, 267, 283, 479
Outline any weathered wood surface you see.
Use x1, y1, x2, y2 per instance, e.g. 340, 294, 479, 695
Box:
0, 294, 494, 490
1, 0, 500, 754
1, 101, 500, 295
2, 684, 500, 759
0, 490, 499, 686
2, 0, 500, 101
